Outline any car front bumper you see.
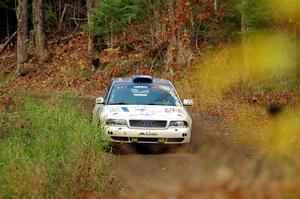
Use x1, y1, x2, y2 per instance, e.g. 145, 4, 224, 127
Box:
104, 126, 191, 144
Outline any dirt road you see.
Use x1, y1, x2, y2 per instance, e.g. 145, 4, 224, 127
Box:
80, 97, 256, 194
113, 113, 213, 192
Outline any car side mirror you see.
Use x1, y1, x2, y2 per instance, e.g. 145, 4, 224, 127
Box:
96, 97, 104, 104
183, 99, 193, 106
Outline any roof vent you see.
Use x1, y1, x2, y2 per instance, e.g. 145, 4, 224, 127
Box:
132, 75, 153, 83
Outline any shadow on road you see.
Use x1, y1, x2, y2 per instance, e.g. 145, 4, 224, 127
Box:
110, 143, 194, 155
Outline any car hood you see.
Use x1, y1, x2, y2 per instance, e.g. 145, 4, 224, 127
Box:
103, 105, 187, 120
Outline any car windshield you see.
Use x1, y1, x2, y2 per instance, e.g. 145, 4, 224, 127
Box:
107, 84, 180, 106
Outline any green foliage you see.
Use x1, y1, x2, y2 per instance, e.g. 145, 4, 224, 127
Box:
0, 94, 117, 198
191, 0, 241, 45
240, 0, 272, 31
220, 0, 242, 38
0, 0, 10, 9
44, 2, 57, 32
262, 79, 300, 92
90, 0, 145, 38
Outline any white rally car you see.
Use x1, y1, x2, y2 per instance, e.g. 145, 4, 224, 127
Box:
93, 75, 193, 145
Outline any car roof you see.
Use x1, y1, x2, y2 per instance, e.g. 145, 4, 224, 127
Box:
112, 76, 171, 86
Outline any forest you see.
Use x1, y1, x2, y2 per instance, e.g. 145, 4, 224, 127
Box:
0, 0, 300, 198
1, 0, 297, 75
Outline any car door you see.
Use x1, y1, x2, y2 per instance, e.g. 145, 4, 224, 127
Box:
93, 81, 114, 124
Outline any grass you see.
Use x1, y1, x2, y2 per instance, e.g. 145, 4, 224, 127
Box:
261, 79, 300, 92
0, 93, 117, 198
169, 42, 300, 197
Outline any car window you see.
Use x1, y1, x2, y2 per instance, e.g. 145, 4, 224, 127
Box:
107, 84, 180, 106
103, 81, 113, 102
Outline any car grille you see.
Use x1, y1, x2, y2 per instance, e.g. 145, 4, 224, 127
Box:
129, 120, 167, 128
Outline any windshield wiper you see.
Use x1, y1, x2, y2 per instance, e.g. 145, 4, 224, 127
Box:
146, 103, 169, 106
109, 102, 131, 105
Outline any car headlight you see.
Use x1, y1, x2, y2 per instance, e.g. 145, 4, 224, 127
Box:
169, 121, 188, 128
106, 119, 127, 126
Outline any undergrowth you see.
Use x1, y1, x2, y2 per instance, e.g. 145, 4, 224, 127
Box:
0, 93, 117, 198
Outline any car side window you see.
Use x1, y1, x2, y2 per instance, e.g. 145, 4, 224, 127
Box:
103, 82, 113, 102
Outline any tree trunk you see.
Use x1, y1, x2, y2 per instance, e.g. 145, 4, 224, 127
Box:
16, 0, 28, 73
165, 0, 176, 73
33, 0, 46, 61
241, 0, 250, 85
6, 9, 9, 37
214, 0, 218, 12
166, 0, 192, 68
86, 0, 96, 56
176, 28, 193, 67
144, 0, 155, 48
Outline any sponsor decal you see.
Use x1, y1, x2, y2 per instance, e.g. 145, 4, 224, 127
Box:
165, 108, 172, 113
135, 108, 155, 116
131, 88, 150, 97
115, 86, 128, 89
150, 85, 172, 91
165, 108, 183, 114
133, 86, 149, 88
121, 107, 129, 112
139, 132, 158, 136
109, 107, 121, 113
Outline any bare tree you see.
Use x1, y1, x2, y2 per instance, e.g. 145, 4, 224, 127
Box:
165, 0, 177, 72
16, 0, 28, 73
32, 0, 46, 61
86, 0, 101, 71
86, 0, 96, 57
165, 0, 192, 71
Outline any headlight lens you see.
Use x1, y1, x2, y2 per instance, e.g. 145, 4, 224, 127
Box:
106, 119, 127, 126
169, 121, 188, 128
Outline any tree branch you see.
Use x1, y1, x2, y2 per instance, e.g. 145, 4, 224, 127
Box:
0, 31, 17, 56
